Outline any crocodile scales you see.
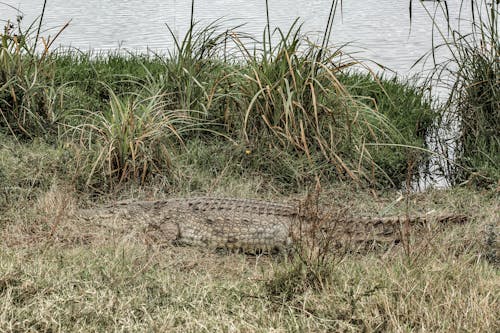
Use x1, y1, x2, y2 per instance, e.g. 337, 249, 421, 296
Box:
76, 197, 467, 252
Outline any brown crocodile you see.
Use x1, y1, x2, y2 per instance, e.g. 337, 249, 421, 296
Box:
76, 197, 468, 252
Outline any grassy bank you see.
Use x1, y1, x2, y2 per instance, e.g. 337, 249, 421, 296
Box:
1, 15, 436, 192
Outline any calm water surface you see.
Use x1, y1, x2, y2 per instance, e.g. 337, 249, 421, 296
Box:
2, 0, 473, 75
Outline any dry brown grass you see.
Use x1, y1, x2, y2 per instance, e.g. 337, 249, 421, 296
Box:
0, 184, 498, 332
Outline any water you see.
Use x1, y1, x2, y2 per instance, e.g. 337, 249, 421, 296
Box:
1, 0, 471, 75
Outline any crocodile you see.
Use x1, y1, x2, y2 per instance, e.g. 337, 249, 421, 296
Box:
76, 197, 468, 252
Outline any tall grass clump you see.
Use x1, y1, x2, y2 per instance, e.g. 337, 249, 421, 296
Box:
0, 10, 67, 139
161, 20, 240, 118
415, 0, 499, 186
235, 21, 406, 185
70, 83, 199, 187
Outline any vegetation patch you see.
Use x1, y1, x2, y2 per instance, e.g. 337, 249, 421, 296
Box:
1, 13, 441, 190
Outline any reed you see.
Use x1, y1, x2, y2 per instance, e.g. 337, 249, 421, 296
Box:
413, 0, 499, 186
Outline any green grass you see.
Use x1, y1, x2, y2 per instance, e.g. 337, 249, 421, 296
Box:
340, 73, 435, 185
1, 13, 440, 190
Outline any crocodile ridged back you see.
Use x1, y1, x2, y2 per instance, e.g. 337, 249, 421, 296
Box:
159, 197, 298, 217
